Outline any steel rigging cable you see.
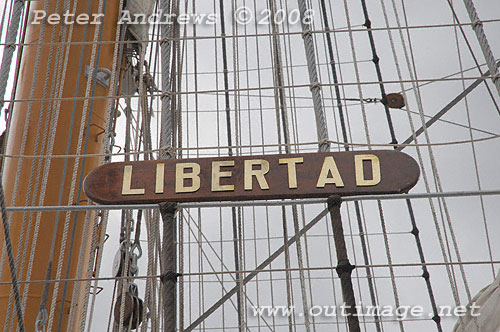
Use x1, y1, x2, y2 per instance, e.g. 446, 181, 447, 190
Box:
318, 1, 383, 331
358, 0, 443, 330
217, 1, 244, 331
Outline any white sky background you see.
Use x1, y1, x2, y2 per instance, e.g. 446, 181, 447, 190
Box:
0, 0, 500, 331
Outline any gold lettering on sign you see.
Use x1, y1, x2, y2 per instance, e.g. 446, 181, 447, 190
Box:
211, 160, 235, 192
355, 154, 381, 186
156, 163, 165, 194
176, 163, 201, 193
316, 156, 345, 188
244, 159, 270, 191
279, 157, 304, 189
122, 165, 145, 195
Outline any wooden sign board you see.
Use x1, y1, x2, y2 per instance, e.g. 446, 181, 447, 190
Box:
83, 150, 419, 205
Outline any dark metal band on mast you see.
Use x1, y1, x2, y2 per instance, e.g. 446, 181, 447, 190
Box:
159, 202, 179, 332
327, 196, 360, 332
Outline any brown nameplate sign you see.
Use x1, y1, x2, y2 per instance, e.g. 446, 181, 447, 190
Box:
83, 150, 419, 204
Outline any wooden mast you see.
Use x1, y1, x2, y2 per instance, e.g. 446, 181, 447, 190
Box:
0, 0, 121, 330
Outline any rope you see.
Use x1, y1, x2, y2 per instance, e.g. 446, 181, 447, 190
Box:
180, 209, 275, 331
12, 0, 67, 329
0, 258, 497, 284
31, 0, 77, 330
65, 1, 126, 332
383, 0, 464, 317
318, 2, 383, 330
377, 201, 405, 332
297, 0, 329, 152
0, 73, 496, 105
159, 0, 174, 159
184, 207, 330, 332
70, 211, 100, 332
281, 206, 295, 332
0, 182, 24, 332
5, 129, 500, 160
450, 1, 495, 279
341, 0, 371, 147
400, 0, 474, 309
175, 207, 181, 332
0, 19, 498, 47
3, 1, 51, 307
216, 0, 246, 330
267, 0, 312, 330
83, 0, 126, 326
442, 3, 500, 116
359, 0, 398, 145
461, 0, 500, 96
0, 0, 24, 111
45, 0, 108, 328
0, 0, 24, 289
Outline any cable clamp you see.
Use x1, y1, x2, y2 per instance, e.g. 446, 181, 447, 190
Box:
160, 37, 171, 45
160, 271, 182, 283
335, 259, 355, 277
158, 146, 176, 159
318, 139, 330, 151
491, 71, 500, 83
471, 19, 482, 28
301, 30, 313, 38
159, 202, 178, 215
327, 195, 342, 210
160, 91, 175, 98
309, 82, 321, 91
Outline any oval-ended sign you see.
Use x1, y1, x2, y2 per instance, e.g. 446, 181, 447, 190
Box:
83, 150, 420, 205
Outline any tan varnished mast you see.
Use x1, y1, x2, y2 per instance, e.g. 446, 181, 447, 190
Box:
0, 0, 121, 330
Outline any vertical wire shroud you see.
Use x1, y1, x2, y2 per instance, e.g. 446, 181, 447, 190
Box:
379, 1, 469, 327
394, 0, 474, 312
217, 0, 244, 330
359, 1, 443, 331
159, 0, 174, 157
318, 2, 383, 331
158, 0, 180, 330
268, 0, 312, 331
